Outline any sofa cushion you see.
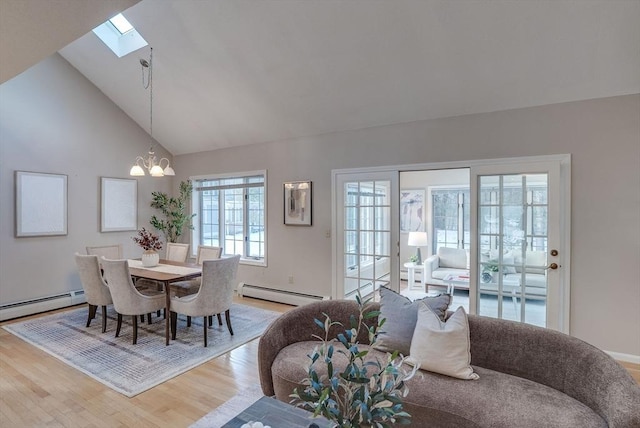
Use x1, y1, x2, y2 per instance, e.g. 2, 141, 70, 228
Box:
374, 287, 451, 356
271, 342, 606, 428
408, 305, 478, 380
438, 247, 468, 269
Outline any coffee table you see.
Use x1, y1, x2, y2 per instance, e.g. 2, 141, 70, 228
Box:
442, 273, 470, 295
221, 396, 334, 428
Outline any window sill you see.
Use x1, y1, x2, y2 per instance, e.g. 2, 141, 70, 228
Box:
240, 258, 266, 267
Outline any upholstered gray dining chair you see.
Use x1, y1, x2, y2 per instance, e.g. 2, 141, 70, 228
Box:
170, 245, 223, 297
86, 244, 122, 260
74, 253, 113, 333
101, 258, 166, 345
166, 242, 190, 262
170, 255, 240, 347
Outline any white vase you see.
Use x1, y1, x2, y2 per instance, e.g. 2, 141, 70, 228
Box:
141, 250, 159, 267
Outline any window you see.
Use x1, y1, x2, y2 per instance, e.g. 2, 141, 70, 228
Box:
93, 13, 148, 58
431, 188, 470, 253
192, 171, 266, 265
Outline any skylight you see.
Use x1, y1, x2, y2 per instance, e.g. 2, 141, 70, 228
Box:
93, 13, 148, 58
109, 14, 134, 35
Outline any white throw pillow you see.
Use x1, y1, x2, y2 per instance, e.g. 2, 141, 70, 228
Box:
407, 304, 479, 380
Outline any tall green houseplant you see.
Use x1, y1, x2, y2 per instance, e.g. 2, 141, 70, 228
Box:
150, 180, 196, 243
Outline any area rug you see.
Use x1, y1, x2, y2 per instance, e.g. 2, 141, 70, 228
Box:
190, 384, 264, 428
3, 303, 279, 397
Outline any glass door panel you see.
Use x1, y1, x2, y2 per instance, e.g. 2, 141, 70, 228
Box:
336, 172, 398, 299
471, 160, 564, 331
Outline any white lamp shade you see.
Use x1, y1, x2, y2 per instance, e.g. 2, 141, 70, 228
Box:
149, 165, 164, 176
130, 165, 145, 176
407, 231, 428, 247
163, 165, 175, 176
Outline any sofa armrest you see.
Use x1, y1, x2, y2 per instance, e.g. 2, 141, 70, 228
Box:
423, 255, 439, 281
469, 315, 640, 426
258, 300, 377, 397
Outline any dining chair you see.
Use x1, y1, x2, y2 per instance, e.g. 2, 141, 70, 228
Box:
101, 258, 166, 345
74, 253, 113, 333
86, 244, 123, 260
166, 243, 190, 262
170, 245, 223, 297
170, 255, 240, 347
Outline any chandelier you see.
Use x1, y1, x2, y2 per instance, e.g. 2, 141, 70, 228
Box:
130, 48, 175, 177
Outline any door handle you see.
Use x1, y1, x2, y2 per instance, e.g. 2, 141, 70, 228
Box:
546, 263, 559, 270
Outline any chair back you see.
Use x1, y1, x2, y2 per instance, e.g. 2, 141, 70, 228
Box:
101, 258, 148, 316
191, 255, 240, 314
166, 243, 189, 262
74, 253, 112, 306
196, 245, 223, 265
86, 244, 122, 260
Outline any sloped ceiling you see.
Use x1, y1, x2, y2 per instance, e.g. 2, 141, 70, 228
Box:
0, 0, 140, 83
9, 1, 640, 156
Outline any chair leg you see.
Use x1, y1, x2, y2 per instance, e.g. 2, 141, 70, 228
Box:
170, 312, 178, 340
208, 315, 212, 327
101, 306, 107, 333
225, 309, 233, 335
132, 315, 138, 345
147, 313, 152, 324
203, 317, 208, 347
217, 313, 223, 326
115, 313, 122, 337
140, 314, 144, 323
187, 316, 191, 327
157, 310, 161, 317
87, 304, 97, 327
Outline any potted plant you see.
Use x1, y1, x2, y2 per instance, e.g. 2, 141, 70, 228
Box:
132, 228, 163, 267
150, 180, 196, 243
482, 260, 500, 283
291, 294, 417, 427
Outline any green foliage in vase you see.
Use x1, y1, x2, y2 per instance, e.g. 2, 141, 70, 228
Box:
291, 294, 418, 428
150, 180, 196, 243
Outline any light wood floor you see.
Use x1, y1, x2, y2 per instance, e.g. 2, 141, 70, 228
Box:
0, 296, 293, 428
1, 295, 638, 427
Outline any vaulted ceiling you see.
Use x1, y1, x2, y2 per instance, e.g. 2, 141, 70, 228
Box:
4, 0, 640, 156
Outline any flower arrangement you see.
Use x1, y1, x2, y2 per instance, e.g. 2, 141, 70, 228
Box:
291, 294, 418, 427
132, 228, 163, 252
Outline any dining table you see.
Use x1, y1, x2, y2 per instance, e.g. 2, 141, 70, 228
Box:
127, 259, 202, 345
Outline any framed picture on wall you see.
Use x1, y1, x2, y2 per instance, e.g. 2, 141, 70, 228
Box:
15, 171, 68, 237
284, 181, 312, 226
101, 177, 137, 232
400, 188, 424, 233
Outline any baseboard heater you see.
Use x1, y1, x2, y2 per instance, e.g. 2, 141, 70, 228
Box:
0, 290, 86, 322
237, 283, 330, 306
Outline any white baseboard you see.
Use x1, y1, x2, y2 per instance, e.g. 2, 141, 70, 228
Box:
0, 290, 86, 321
605, 350, 640, 364
237, 282, 329, 306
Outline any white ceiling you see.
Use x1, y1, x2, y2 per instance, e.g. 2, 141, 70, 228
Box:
38, 1, 640, 155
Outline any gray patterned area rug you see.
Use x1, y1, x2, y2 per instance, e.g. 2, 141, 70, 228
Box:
3, 303, 279, 397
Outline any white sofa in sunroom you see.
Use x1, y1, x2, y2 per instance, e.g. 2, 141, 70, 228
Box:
423, 247, 547, 299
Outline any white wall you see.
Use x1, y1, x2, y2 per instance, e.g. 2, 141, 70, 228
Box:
0, 54, 172, 304
174, 94, 640, 357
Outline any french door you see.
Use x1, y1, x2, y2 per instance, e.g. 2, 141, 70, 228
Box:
334, 171, 399, 299
470, 159, 568, 332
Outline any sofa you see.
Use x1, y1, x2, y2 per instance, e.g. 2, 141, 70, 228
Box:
424, 247, 547, 299
258, 299, 640, 428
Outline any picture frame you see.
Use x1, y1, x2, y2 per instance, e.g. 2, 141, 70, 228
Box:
101, 177, 137, 232
400, 188, 425, 233
15, 171, 68, 237
284, 181, 312, 226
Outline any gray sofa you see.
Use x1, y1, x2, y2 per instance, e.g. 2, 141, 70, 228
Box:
258, 300, 640, 428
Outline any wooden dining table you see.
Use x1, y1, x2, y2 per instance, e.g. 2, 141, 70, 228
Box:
128, 259, 202, 345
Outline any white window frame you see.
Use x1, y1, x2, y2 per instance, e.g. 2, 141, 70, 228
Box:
191, 170, 267, 267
